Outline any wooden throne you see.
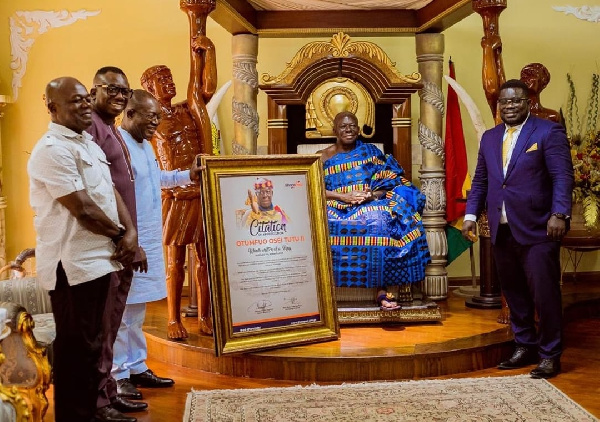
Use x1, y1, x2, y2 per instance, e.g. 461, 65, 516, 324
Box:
259, 33, 441, 324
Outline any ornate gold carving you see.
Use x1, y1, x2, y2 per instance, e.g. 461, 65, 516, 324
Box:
261, 32, 421, 85
305, 78, 375, 139
337, 305, 442, 325
0, 321, 30, 421
16, 312, 51, 421
0, 384, 30, 421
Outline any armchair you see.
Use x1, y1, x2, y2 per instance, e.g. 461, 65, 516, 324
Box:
0, 310, 31, 422
0, 250, 52, 421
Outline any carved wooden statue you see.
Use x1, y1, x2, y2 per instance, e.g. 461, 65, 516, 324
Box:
474, 0, 560, 324
474, 0, 507, 123
520, 63, 560, 123
141, 0, 217, 339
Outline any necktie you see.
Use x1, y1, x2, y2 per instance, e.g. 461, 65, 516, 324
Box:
502, 127, 517, 167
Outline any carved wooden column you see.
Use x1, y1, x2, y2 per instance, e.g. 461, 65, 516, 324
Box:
392, 99, 412, 181
416, 34, 448, 300
232, 34, 259, 155
0, 95, 10, 269
267, 98, 288, 155
466, 0, 506, 312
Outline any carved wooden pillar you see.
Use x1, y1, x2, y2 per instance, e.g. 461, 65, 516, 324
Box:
467, 0, 506, 312
0, 95, 10, 269
267, 98, 288, 155
416, 34, 448, 300
232, 34, 259, 155
392, 99, 412, 181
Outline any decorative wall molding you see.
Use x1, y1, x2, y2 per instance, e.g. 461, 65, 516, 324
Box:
552, 6, 600, 23
10, 10, 101, 101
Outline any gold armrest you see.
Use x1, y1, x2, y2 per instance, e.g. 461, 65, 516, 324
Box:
0, 303, 50, 422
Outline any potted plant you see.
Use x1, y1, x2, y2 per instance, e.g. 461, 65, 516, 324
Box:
565, 73, 600, 231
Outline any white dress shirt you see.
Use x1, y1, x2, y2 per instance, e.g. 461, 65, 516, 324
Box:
28, 122, 122, 290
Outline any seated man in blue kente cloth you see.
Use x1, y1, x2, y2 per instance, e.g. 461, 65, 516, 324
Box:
318, 111, 430, 310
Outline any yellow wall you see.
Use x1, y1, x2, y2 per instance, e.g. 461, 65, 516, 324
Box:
0, 0, 233, 264
1, 0, 598, 276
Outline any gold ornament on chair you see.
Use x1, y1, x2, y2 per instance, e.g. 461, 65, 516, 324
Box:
305, 78, 375, 139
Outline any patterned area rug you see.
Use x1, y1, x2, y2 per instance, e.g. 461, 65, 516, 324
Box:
183, 375, 598, 421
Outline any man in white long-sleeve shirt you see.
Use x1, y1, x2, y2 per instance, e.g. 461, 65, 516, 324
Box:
113, 90, 204, 404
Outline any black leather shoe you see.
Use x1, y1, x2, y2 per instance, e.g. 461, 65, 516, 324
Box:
95, 406, 137, 422
130, 369, 175, 388
117, 378, 143, 400
530, 358, 561, 379
498, 346, 538, 369
112, 396, 148, 413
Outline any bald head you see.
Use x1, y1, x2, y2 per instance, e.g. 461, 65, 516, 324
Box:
126, 89, 159, 112
333, 111, 359, 147
333, 111, 358, 127
121, 89, 161, 143
45, 77, 92, 134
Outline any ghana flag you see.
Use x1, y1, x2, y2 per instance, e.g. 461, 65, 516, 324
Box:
444, 59, 473, 264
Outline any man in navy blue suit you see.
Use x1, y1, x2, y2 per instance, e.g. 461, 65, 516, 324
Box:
462, 79, 573, 379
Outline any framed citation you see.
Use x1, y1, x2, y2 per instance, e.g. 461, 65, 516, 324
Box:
200, 154, 339, 355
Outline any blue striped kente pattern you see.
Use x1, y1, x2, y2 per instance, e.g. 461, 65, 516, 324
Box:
324, 140, 430, 288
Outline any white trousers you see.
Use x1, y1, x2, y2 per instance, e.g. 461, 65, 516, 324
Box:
111, 302, 148, 380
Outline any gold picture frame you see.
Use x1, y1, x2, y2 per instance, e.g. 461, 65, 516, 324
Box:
200, 154, 339, 355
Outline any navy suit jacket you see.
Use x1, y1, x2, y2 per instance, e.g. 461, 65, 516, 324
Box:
466, 116, 573, 245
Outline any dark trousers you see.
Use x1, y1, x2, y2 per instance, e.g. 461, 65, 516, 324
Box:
50, 262, 110, 422
97, 267, 133, 408
492, 224, 563, 359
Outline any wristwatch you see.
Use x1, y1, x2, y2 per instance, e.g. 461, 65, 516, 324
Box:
551, 213, 569, 220
111, 224, 126, 243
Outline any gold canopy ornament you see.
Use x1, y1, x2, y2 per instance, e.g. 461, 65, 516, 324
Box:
261, 32, 421, 85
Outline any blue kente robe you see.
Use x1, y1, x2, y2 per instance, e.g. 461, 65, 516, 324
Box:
324, 140, 430, 288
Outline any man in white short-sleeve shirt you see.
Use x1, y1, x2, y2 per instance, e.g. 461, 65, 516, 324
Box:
27, 77, 138, 422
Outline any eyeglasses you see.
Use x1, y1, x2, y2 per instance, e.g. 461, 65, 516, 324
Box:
135, 111, 162, 122
498, 98, 528, 106
255, 189, 273, 196
95, 84, 133, 98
